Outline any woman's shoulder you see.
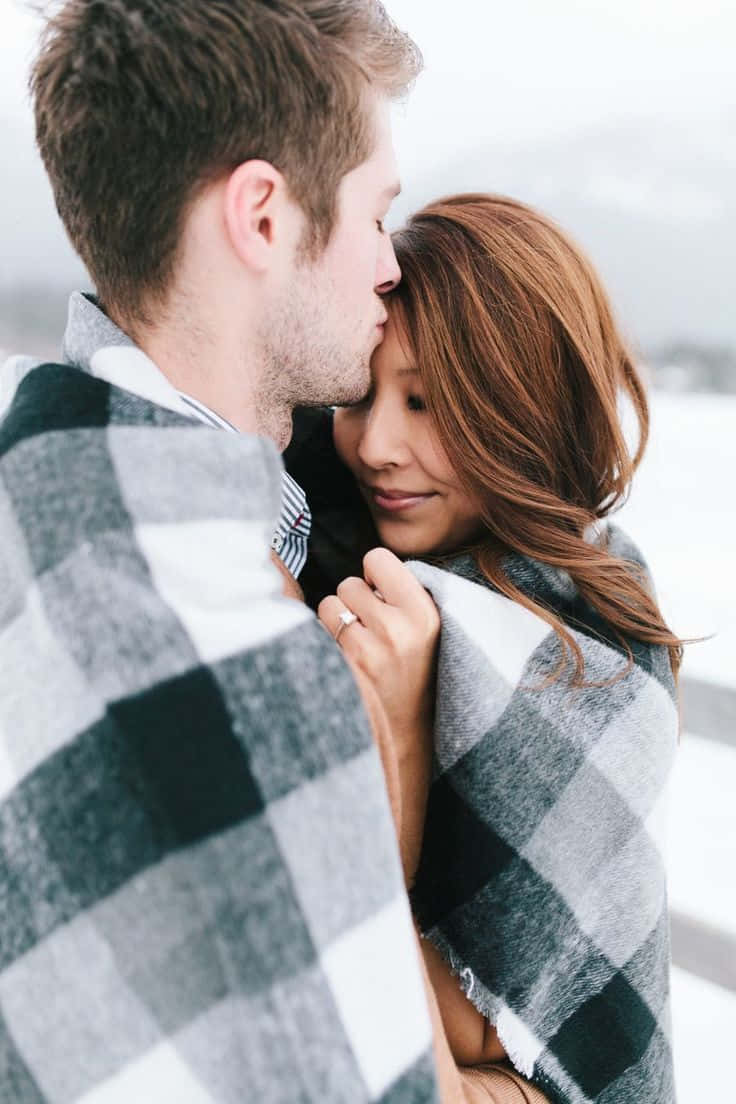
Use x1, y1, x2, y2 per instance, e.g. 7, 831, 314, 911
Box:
434, 522, 651, 612
417, 524, 674, 694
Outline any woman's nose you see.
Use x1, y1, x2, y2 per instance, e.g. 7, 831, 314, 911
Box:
357, 406, 410, 469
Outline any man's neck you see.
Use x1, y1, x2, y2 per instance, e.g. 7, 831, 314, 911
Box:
110, 294, 294, 449
133, 322, 260, 437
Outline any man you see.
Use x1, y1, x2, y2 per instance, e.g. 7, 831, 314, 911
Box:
0, 3, 547, 1101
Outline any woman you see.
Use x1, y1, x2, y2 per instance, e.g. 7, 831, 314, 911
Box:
286, 194, 682, 1104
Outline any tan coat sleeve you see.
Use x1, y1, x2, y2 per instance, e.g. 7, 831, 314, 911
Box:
459, 1065, 551, 1103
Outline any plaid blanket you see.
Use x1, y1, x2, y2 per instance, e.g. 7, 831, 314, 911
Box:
407, 545, 678, 1104
0, 361, 437, 1103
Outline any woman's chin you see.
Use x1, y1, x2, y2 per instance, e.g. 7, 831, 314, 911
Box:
374, 522, 436, 560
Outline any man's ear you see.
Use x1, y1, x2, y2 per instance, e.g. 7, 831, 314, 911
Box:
223, 159, 289, 273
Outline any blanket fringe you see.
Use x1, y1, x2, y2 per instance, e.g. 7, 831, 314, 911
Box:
421, 927, 537, 1079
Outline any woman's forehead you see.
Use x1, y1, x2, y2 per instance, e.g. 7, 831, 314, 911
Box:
374, 318, 416, 376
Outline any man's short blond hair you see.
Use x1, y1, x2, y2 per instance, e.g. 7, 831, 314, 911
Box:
32, 0, 422, 323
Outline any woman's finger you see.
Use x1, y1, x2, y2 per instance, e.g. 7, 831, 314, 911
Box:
362, 547, 437, 625
317, 594, 370, 647
335, 575, 399, 636
318, 595, 387, 682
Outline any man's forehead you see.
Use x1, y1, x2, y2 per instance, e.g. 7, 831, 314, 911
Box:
347, 147, 400, 196
342, 97, 400, 195
368, 97, 399, 175
366, 143, 400, 197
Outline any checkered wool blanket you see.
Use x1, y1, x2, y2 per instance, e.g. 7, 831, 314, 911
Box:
407, 547, 678, 1104
0, 361, 437, 1104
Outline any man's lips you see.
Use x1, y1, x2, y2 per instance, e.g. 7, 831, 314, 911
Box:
366, 486, 437, 513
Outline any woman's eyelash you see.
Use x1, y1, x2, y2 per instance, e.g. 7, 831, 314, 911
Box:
407, 394, 426, 412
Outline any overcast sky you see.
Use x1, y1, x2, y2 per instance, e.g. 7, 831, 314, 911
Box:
4, 1, 734, 145
386, 0, 735, 182
1, 0, 735, 346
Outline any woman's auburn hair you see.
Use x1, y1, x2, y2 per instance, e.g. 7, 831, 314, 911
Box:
389, 193, 683, 683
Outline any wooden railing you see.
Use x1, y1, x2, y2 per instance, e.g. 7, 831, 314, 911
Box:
670, 677, 735, 993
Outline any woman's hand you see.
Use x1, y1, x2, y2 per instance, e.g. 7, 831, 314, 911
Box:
318, 548, 439, 738
318, 548, 440, 886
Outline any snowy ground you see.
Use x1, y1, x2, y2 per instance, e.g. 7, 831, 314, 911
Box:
617, 393, 736, 1101
619, 392, 736, 687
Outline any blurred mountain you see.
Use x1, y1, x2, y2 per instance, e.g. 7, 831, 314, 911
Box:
397, 112, 736, 353
647, 343, 736, 394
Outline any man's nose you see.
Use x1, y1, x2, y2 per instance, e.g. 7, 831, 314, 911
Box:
375, 235, 401, 295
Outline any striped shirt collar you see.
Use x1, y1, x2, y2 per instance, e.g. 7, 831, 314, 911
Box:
61, 293, 311, 578
177, 390, 311, 578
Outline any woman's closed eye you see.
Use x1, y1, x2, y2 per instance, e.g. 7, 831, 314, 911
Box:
340, 388, 426, 414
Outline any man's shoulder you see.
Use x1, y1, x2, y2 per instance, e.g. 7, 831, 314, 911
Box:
0, 362, 105, 451
0, 361, 284, 520
0, 361, 194, 457
0, 360, 335, 728
0, 361, 287, 605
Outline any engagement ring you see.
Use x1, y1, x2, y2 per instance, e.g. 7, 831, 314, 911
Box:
334, 608, 359, 644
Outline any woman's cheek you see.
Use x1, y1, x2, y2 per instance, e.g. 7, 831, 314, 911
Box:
418, 437, 460, 489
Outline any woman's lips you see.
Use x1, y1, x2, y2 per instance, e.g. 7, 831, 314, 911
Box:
368, 487, 437, 513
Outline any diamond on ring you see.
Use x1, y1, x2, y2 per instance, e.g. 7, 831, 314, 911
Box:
334, 608, 358, 644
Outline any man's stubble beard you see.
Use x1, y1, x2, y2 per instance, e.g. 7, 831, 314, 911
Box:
254, 263, 373, 450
